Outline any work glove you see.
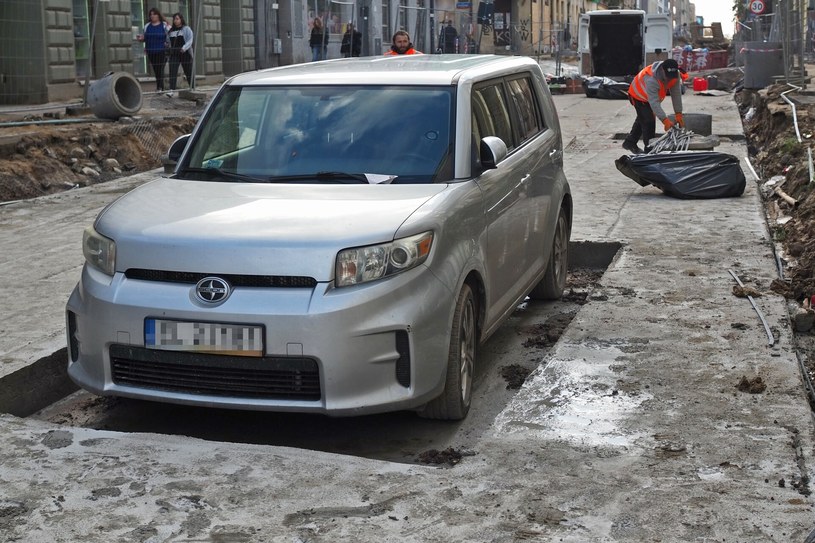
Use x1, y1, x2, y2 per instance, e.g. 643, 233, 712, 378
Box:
662, 118, 675, 131
675, 112, 684, 127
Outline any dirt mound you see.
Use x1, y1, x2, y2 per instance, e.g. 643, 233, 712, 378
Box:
739, 83, 815, 301
0, 116, 197, 202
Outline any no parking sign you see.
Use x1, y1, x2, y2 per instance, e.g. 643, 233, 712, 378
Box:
750, 0, 766, 14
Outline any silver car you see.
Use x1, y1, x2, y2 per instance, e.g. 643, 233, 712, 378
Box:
66, 55, 571, 420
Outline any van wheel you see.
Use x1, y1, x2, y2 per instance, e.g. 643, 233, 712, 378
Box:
530, 207, 570, 300
419, 283, 476, 420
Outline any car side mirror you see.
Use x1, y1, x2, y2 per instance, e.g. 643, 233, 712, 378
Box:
168, 134, 191, 162
480, 136, 508, 170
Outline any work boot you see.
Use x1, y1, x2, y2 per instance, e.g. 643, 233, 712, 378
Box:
622, 140, 643, 155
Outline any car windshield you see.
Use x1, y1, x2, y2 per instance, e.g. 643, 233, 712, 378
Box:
181, 85, 455, 184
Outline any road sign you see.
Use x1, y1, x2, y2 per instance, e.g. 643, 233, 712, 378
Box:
750, 0, 766, 15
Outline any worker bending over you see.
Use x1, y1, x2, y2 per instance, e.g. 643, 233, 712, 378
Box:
622, 59, 684, 154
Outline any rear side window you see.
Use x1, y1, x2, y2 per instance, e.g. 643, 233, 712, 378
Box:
472, 82, 514, 155
507, 76, 544, 144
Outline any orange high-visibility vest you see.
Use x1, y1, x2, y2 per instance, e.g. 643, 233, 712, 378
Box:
385, 47, 421, 55
628, 64, 679, 103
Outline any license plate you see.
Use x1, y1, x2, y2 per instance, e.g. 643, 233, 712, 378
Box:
145, 319, 264, 357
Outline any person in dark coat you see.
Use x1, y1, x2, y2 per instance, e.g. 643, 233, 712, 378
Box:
309, 17, 329, 61
442, 20, 458, 53
340, 23, 362, 57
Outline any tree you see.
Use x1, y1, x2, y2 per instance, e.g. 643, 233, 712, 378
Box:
733, 0, 747, 21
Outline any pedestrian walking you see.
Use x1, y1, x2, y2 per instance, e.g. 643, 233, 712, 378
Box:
384, 30, 421, 55
340, 23, 362, 57
622, 59, 684, 154
167, 12, 194, 97
309, 18, 329, 61
137, 7, 170, 92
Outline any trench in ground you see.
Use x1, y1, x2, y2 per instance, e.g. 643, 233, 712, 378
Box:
18, 241, 620, 465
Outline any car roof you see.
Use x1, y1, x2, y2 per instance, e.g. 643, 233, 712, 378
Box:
227, 54, 542, 87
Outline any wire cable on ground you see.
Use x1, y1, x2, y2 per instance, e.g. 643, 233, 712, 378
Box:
728, 269, 775, 347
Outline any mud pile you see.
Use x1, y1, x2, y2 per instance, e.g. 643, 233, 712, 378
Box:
738, 84, 815, 301
0, 116, 197, 202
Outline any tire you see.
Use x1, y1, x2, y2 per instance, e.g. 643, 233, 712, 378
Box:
529, 207, 570, 300
418, 283, 477, 420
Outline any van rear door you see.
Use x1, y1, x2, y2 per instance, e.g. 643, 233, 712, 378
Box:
578, 14, 590, 76
644, 14, 672, 55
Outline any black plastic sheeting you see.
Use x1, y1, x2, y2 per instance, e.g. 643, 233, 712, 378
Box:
583, 76, 630, 99
615, 152, 746, 199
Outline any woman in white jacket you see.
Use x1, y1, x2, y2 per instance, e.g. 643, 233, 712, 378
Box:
167, 12, 194, 96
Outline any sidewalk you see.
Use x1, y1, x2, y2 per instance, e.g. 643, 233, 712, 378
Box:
1, 88, 814, 541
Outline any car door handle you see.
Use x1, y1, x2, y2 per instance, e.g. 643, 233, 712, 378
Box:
548, 149, 560, 158
520, 174, 531, 183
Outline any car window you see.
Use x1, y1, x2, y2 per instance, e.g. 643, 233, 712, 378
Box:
197, 89, 267, 162
184, 86, 455, 184
471, 82, 514, 160
506, 76, 544, 144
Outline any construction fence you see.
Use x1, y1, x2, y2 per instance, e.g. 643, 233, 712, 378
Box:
731, 0, 808, 87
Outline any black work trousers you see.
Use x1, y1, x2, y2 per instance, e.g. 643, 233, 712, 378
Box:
168, 50, 193, 90
624, 99, 657, 148
147, 51, 166, 91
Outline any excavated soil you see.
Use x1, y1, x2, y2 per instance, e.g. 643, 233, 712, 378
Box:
0, 117, 196, 202
738, 83, 815, 301
737, 81, 815, 400
0, 93, 204, 203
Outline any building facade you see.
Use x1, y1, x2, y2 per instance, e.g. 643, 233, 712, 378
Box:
1, 0, 692, 105
671, 0, 695, 30
0, 0, 258, 105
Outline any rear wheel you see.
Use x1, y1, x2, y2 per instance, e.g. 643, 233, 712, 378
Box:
529, 207, 570, 300
419, 283, 476, 420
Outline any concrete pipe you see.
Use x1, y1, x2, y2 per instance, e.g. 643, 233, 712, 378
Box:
87, 71, 143, 120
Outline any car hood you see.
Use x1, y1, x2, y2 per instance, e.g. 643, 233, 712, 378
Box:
97, 178, 449, 281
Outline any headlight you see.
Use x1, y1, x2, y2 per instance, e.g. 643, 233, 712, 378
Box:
83, 226, 116, 276
335, 231, 433, 287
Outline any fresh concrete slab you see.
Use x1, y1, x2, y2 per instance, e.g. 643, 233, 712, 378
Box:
0, 86, 813, 542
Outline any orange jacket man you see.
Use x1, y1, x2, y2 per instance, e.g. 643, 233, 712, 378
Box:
385, 30, 422, 55
622, 59, 684, 154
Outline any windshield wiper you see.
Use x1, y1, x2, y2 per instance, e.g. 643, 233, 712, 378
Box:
181, 167, 268, 183
183, 168, 397, 185
315, 171, 370, 183
265, 172, 397, 184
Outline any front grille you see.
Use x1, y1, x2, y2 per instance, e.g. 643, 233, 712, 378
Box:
110, 344, 321, 401
125, 269, 317, 288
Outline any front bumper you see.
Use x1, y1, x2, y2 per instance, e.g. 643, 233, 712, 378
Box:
66, 264, 454, 415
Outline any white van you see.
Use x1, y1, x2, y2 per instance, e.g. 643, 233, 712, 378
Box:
578, 9, 672, 79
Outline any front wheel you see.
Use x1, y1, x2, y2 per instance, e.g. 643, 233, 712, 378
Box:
418, 284, 476, 420
529, 207, 570, 300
